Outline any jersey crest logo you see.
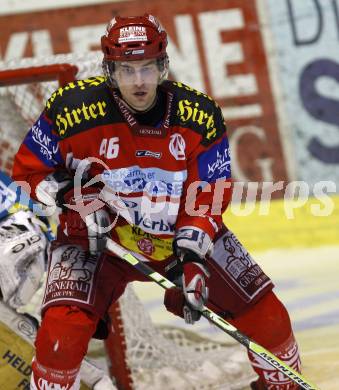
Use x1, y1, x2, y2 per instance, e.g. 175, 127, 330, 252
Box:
169, 133, 186, 161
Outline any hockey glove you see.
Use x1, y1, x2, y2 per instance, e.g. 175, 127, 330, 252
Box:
164, 255, 209, 324
35, 171, 72, 212
59, 186, 114, 254
164, 227, 213, 324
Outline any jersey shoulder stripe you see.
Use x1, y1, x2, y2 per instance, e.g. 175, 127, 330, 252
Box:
45, 76, 122, 138
164, 80, 226, 146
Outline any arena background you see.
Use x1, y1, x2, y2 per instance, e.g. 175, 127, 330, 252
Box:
1, 0, 338, 388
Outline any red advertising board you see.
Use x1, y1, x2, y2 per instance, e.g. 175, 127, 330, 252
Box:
0, 0, 288, 185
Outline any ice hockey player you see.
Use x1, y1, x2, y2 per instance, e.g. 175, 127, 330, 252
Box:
13, 14, 302, 389
0, 171, 116, 390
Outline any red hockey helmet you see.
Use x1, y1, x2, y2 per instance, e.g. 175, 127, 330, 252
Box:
101, 14, 168, 61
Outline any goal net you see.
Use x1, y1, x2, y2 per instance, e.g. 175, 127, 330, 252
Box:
0, 54, 255, 390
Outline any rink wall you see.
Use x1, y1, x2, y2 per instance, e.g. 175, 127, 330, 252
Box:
0, 0, 338, 201
224, 195, 339, 252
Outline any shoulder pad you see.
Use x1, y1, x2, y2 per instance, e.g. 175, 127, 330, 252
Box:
166, 81, 226, 146
45, 77, 119, 138
46, 77, 106, 111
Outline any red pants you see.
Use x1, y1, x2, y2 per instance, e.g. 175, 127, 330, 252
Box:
42, 229, 274, 327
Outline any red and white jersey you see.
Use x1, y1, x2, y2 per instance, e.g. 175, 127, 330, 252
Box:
13, 78, 232, 261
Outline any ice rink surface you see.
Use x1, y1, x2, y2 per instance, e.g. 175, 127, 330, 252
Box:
133, 196, 339, 389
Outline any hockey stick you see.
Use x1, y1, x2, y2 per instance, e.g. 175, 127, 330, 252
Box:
106, 237, 319, 390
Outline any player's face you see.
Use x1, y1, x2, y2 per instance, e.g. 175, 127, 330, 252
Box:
114, 59, 160, 111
